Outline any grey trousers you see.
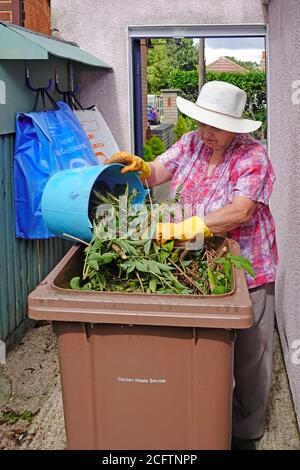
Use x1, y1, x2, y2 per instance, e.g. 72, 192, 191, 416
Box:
232, 282, 275, 440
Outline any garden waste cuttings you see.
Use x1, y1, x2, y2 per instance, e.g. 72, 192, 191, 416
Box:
69, 186, 254, 295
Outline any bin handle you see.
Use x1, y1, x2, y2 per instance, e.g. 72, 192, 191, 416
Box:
82, 322, 94, 341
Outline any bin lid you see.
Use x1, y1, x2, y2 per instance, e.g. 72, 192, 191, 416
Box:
28, 239, 253, 329
0, 21, 111, 69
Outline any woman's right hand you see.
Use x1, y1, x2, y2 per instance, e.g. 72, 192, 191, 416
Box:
104, 151, 151, 179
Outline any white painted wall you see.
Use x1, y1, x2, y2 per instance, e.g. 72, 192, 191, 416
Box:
51, 0, 267, 150
268, 0, 300, 428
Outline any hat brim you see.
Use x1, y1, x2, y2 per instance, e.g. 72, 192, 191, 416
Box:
176, 96, 262, 134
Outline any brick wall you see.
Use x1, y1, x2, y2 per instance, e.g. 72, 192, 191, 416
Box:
0, 0, 50, 34
22, 0, 51, 35
151, 123, 175, 150
0, 1, 13, 22
161, 89, 179, 125
140, 39, 148, 144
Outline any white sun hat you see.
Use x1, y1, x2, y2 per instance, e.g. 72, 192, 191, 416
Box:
176, 80, 262, 133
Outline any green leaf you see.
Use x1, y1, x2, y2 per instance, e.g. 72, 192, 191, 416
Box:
120, 240, 138, 255
70, 277, 81, 289
212, 286, 229, 295
240, 263, 255, 277
229, 255, 255, 277
88, 259, 99, 271
128, 281, 138, 289
160, 289, 174, 294
101, 252, 117, 264
223, 260, 232, 286
149, 278, 157, 293
82, 283, 92, 290
170, 248, 180, 262
92, 238, 103, 250
144, 239, 152, 255
126, 262, 136, 274
159, 251, 170, 263
153, 242, 159, 254
156, 262, 173, 272
215, 257, 226, 264
135, 260, 148, 272
181, 260, 192, 267
162, 240, 174, 252
89, 253, 103, 262
168, 274, 188, 290
127, 239, 147, 246
207, 268, 217, 290
148, 260, 162, 275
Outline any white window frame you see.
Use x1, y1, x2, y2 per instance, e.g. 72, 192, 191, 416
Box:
127, 24, 268, 152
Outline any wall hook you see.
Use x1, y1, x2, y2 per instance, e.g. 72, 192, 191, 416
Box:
25, 65, 52, 92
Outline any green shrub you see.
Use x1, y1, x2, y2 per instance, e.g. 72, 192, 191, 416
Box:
168, 69, 266, 112
148, 136, 166, 157
185, 116, 198, 132
143, 142, 155, 162
168, 69, 267, 138
174, 115, 188, 140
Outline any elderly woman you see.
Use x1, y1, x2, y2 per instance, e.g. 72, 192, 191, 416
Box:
105, 80, 278, 450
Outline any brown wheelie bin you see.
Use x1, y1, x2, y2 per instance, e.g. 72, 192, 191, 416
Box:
28, 237, 252, 450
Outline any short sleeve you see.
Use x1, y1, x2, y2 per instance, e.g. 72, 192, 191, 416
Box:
156, 133, 190, 174
232, 145, 276, 205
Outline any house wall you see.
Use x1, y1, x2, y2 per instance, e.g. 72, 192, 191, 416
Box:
0, 0, 13, 22
0, 0, 51, 34
268, 0, 300, 427
22, 0, 51, 35
0, 0, 20, 24
51, 0, 266, 151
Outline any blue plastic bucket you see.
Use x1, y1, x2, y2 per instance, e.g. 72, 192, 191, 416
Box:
41, 164, 149, 242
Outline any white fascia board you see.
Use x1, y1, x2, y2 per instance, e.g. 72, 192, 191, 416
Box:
128, 24, 267, 39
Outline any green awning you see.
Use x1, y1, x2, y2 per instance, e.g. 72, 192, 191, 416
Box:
0, 21, 112, 69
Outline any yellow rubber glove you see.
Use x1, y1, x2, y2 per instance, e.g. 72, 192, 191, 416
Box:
104, 151, 151, 179
156, 216, 213, 245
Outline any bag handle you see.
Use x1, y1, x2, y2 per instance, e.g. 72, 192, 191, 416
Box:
25, 65, 59, 112
32, 89, 59, 112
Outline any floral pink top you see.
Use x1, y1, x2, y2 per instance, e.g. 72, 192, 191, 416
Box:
157, 131, 278, 289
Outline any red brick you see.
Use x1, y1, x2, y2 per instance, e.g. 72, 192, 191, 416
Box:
0, 3, 12, 11
0, 11, 12, 20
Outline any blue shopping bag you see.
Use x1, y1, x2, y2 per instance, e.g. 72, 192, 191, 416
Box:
14, 101, 98, 239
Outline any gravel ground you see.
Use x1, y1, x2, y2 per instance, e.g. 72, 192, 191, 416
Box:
0, 322, 299, 450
